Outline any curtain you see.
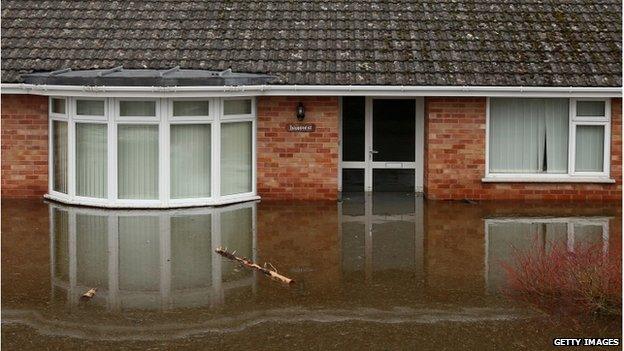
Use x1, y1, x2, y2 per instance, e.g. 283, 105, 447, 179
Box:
575, 126, 604, 172
76, 214, 108, 287
220, 122, 252, 195
118, 216, 160, 291
173, 100, 210, 116
53, 120, 68, 193
576, 101, 605, 116
76, 123, 107, 198
170, 124, 211, 198
76, 99, 105, 116
489, 98, 568, 173
223, 99, 252, 115
118, 125, 159, 199
119, 101, 156, 116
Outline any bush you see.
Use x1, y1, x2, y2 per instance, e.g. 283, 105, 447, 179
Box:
501, 241, 621, 318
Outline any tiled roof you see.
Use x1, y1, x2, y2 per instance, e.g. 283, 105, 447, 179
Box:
1, 0, 622, 87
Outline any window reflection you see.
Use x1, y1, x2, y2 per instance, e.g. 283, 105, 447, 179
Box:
50, 202, 257, 311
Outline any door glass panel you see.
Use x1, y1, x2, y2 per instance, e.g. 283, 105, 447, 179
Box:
342, 97, 365, 161
372, 99, 415, 161
342, 169, 365, 192
373, 169, 414, 192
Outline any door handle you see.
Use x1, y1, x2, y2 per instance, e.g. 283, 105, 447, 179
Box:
369, 149, 378, 160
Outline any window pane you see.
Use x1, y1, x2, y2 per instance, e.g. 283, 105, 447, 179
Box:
223, 99, 252, 115
52, 98, 66, 114
576, 101, 605, 117
173, 100, 209, 116
489, 98, 568, 173
171, 124, 211, 198
342, 97, 365, 161
372, 99, 416, 162
221, 122, 252, 195
76, 99, 105, 116
342, 169, 365, 192
575, 125, 604, 172
118, 125, 159, 199
119, 101, 156, 117
373, 169, 415, 192
76, 123, 107, 198
53, 120, 68, 193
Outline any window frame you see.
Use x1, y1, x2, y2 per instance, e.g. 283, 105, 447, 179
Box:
569, 98, 611, 177
47, 96, 258, 208
73, 120, 109, 203
74, 97, 108, 121
49, 117, 70, 199
169, 98, 213, 121
484, 97, 613, 183
115, 98, 160, 122
221, 97, 255, 120
218, 98, 257, 202
167, 98, 217, 205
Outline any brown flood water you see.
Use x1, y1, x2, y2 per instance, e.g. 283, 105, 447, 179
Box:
2, 194, 621, 350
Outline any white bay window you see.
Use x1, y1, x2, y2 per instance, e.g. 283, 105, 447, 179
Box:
47, 97, 257, 208
485, 98, 612, 182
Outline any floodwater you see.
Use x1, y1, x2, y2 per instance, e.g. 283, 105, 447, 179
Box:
2, 194, 621, 350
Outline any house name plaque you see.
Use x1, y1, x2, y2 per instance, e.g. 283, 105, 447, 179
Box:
286, 123, 316, 132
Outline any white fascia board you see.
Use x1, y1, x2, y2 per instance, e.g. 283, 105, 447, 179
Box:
1, 83, 622, 97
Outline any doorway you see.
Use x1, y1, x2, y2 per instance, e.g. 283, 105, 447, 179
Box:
340, 97, 424, 192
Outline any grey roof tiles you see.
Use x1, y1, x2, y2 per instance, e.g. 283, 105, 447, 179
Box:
1, 0, 621, 87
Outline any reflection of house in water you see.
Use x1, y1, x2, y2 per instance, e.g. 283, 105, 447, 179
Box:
49, 194, 615, 311
485, 217, 611, 293
50, 202, 257, 311
341, 193, 424, 280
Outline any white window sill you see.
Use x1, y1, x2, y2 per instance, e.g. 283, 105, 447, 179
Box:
44, 193, 261, 208
482, 176, 615, 184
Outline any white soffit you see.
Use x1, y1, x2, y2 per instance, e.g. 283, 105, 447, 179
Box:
1, 83, 622, 98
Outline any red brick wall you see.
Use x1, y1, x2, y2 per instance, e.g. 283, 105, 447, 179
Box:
424, 97, 622, 201
257, 96, 339, 200
1, 94, 49, 197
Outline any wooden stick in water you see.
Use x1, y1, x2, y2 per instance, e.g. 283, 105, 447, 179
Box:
215, 247, 295, 285
81, 287, 97, 301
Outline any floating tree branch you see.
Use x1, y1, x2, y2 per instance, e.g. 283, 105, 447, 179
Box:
215, 247, 294, 285
80, 287, 97, 301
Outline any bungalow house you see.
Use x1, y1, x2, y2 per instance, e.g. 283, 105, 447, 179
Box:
1, 1, 621, 208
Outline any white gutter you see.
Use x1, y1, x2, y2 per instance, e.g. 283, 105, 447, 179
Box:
1, 83, 621, 98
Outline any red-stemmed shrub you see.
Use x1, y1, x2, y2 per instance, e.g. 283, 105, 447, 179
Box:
501, 241, 621, 317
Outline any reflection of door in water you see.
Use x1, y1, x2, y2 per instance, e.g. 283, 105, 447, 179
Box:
340, 193, 424, 280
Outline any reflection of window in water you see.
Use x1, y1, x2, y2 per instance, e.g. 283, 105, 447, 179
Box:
485, 218, 609, 293
50, 202, 256, 311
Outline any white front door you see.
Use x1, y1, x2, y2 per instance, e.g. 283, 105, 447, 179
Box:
340, 97, 424, 192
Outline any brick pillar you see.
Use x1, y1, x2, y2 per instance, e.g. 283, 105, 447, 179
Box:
1, 94, 49, 197
256, 96, 339, 200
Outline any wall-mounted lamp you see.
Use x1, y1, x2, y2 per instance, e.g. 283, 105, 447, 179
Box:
296, 102, 305, 121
